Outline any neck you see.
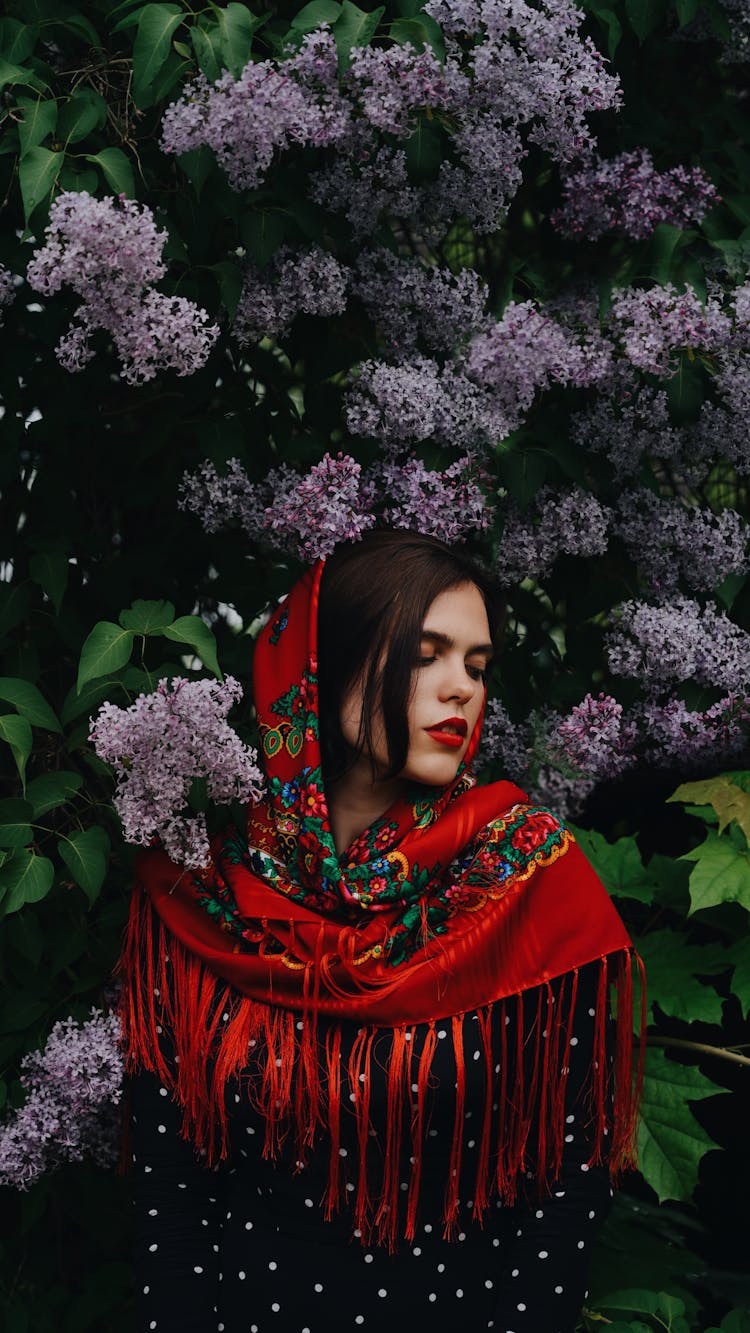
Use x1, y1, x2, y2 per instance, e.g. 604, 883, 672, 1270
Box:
327, 756, 406, 859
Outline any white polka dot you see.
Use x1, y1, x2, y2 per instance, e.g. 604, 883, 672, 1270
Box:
424, 1224, 433, 1233
148, 1243, 158, 1252
428, 1293, 436, 1302
355, 1318, 365, 1325
554, 1189, 566, 1198
245, 1221, 253, 1230
148, 1208, 158, 1217
492, 1238, 500, 1248
305, 1198, 314, 1207
580, 1163, 590, 1172
364, 1254, 373, 1263
555, 1285, 564, 1294
413, 1247, 422, 1256
314, 1283, 323, 1292
150, 1323, 157, 1330
178, 1182, 186, 1190
339, 1147, 348, 1157
456, 1289, 464, 1298
538, 1250, 548, 1259
144, 1165, 152, 1172
239, 1271, 246, 1280
159, 1086, 168, 1097
269, 1261, 277, 1270
517, 1304, 527, 1312
193, 1266, 203, 1275
143, 1286, 150, 1295
437, 1263, 445, 1273
535, 1209, 544, 1218
578, 1240, 585, 1249
157, 1124, 166, 1134
588, 1006, 595, 1016
570, 1036, 579, 1045
458, 1231, 466, 1241
566, 1114, 575, 1123
438, 1030, 447, 1039
511, 1268, 519, 1277
378, 1288, 387, 1297
271, 1304, 280, 1313
485, 1279, 493, 1288
588, 1209, 596, 1219
565, 1133, 574, 1142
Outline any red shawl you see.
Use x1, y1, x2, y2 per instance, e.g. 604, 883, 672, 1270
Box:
119, 561, 644, 1248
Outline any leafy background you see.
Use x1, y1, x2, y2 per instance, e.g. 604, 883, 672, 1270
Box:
0, 0, 749, 1329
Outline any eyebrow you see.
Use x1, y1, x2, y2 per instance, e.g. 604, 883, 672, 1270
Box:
420, 629, 494, 658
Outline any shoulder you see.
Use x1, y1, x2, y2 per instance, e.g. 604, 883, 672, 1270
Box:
452, 802, 574, 883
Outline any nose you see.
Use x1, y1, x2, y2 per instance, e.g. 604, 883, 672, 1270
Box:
438, 654, 476, 704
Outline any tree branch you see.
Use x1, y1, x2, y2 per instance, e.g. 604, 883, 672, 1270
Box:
647, 1035, 750, 1069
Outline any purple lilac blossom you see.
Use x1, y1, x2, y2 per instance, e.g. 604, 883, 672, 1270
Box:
376, 455, 490, 543
0, 264, 15, 320
354, 249, 489, 357
552, 148, 719, 240
26, 192, 218, 384
557, 693, 637, 779
261, 453, 377, 560
633, 694, 750, 767
0, 1010, 123, 1190
160, 34, 351, 191
606, 596, 750, 694
425, 117, 526, 235
233, 246, 350, 343
608, 284, 731, 376
615, 488, 750, 595
345, 356, 511, 452
346, 42, 466, 134
178, 457, 266, 536
309, 145, 420, 237
90, 675, 264, 868
466, 300, 612, 420
495, 487, 612, 583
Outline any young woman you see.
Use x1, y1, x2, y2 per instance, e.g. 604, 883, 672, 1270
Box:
121, 530, 642, 1333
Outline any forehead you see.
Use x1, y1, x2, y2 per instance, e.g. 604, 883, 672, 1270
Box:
421, 583, 491, 640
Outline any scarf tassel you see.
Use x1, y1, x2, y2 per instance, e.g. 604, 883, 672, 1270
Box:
119, 896, 643, 1251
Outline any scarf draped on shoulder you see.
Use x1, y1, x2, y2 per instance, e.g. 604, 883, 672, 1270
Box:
119, 561, 644, 1249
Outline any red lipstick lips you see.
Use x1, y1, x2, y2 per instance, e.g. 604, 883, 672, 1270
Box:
425, 717, 467, 749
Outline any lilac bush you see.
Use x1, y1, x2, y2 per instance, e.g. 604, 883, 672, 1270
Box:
495, 487, 612, 583
0, 1010, 123, 1190
234, 245, 349, 343
26, 192, 218, 383
606, 597, 750, 693
89, 675, 264, 868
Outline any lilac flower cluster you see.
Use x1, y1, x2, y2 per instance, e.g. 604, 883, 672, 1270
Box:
0, 263, 15, 321
346, 42, 465, 135
557, 693, 636, 779
309, 145, 420, 238
466, 299, 613, 418
345, 356, 511, 452
496, 487, 611, 583
377, 455, 490, 544
262, 453, 376, 560
606, 596, 750, 694
0, 1010, 123, 1190
26, 192, 218, 384
608, 283, 730, 376
161, 32, 351, 191
354, 250, 489, 357
478, 698, 596, 817
90, 675, 264, 868
615, 489, 750, 594
552, 148, 719, 240
180, 452, 491, 555
233, 245, 349, 343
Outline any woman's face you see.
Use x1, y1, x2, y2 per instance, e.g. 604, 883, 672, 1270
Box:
340, 582, 493, 789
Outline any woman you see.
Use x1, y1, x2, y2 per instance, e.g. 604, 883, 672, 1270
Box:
122, 530, 642, 1333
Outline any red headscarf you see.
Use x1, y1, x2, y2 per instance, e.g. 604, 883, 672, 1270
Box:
119, 561, 643, 1248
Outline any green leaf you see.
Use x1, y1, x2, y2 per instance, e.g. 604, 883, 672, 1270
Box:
650, 222, 687, 285
132, 2, 183, 106
77, 622, 135, 693
163, 616, 222, 678
58, 826, 110, 904
333, 0, 385, 67
215, 2, 262, 76
291, 0, 343, 30
635, 929, 727, 1027
0, 18, 38, 63
211, 260, 243, 319
389, 14, 445, 59
16, 97, 57, 157
30, 548, 69, 614
625, 0, 663, 39
0, 799, 34, 848
0, 58, 45, 95
637, 1048, 722, 1202
669, 776, 750, 842
119, 599, 176, 634
404, 118, 443, 181
0, 583, 31, 639
681, 830, 750, 914
240, 210, 287, 264
585, 1, 622, 58
25, 771, 83, 818
727, 939, 750, 1018
0, 850, 54, 915
599, 1289, 682, 1317
57, 13, 102, 47
570, 826, 657, 904
675, 0, 700, 24
0, 677, 61, 732
19, 146, 63, 224
57, 87, 107, 145
84, 147, 135, 197
0, 714, 33, 788
61, 677, 115, 727
191, 23, 223, 80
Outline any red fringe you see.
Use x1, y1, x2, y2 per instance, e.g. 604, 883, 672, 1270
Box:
118, 894, 643, 1248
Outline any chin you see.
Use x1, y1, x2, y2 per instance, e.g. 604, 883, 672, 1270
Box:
404, 757, 464, 788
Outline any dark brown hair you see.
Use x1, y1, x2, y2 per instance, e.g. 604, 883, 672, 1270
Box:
317, 529, 503, 783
